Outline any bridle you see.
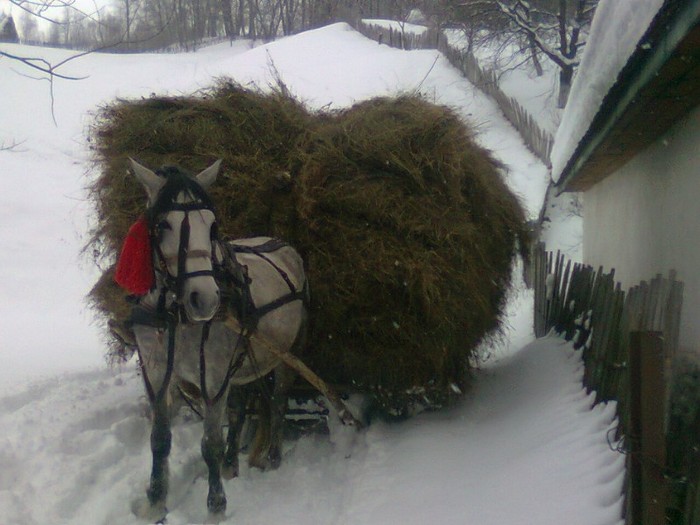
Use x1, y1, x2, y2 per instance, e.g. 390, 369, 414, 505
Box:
137, 171, 231, 406
150, 201, 219, 307
145, 168, 220, 313
133, 168, 307, 409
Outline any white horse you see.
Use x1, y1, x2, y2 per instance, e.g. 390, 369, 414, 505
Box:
124, 159, 308, 520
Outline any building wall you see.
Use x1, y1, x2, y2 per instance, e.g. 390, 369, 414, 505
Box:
583, 104, 700, 352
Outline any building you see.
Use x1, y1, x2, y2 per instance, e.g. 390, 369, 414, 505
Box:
551, 0, 700, 353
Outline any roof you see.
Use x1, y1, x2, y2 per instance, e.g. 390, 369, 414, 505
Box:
553, 0, 700, 192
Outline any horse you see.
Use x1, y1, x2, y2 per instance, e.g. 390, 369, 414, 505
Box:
120, 158, 308, 520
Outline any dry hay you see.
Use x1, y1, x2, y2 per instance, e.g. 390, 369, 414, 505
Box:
86, 82, 529, 415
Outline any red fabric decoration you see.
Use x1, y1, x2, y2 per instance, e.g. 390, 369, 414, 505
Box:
115, 216, 154, 295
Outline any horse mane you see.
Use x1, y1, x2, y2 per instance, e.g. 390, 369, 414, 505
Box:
147, 165, 215, 221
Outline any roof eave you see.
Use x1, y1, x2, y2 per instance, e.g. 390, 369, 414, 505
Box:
558, 1, 700, 192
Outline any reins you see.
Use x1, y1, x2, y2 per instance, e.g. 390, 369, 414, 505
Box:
134, 172, 307, 411
138, 173, 228, 406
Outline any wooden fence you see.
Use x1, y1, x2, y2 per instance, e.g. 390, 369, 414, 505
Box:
531, 243, 700, 524
355, 21, 554, 165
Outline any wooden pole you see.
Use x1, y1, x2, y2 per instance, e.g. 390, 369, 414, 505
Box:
628, 331, 668, 525
223, 316, 364, 429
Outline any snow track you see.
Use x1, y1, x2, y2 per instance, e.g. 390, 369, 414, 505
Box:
0, 337, 624, 525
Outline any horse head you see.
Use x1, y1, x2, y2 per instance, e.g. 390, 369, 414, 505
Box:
129, 158, 223, 323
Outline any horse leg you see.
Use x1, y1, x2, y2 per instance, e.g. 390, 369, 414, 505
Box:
202, 399, 228, 515
268, 365, 296, 469
247, 390, 271, 470
249, 365, 296, 470
141, 394, 171, 520
131, 326, 173, 521
222, 385, 248, 479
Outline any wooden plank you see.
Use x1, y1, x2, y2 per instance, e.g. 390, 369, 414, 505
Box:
601, 285, 626, 402
551, 251, 564, 330
535, 244, 546, 337
646, 274, 662, 331
629, 331, 668, 525
682, 402, 700, 523
556, 259, 572, 334
565, 263, 585, 342
535, 243, 547, 337
223, 316, 364, 429
544, 250, 554, 332
585, 268, 609, 392
628, 330, 643, 525
666, 278, 684, 358
593, 273, 616, 398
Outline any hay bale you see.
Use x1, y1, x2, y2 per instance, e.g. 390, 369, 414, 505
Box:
86, 83, 528, 415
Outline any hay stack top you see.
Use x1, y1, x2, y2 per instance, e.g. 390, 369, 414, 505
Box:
87, 82, 528, 414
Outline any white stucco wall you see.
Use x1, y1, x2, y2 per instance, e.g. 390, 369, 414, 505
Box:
583, 104, 700, 352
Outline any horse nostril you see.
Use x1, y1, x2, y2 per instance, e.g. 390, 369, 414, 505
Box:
190, 291, 201, 310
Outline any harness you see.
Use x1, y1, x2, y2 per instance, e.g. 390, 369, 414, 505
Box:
216, 238, 308, 332
128, 169, 307, 408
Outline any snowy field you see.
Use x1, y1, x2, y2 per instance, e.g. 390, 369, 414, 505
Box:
0, 23, 621, 524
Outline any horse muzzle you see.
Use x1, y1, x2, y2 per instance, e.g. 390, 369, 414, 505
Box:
183, 281, 221, 322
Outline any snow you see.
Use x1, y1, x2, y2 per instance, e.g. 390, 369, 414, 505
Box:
0, 336, 625, 525
550, 0, 667, 182
0, 23, 619, 524
444, 29, 562, 136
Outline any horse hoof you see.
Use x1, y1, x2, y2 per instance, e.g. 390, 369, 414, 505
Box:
131, 496, 168, 523
207, 492, 227, 515
221, 463, 239, 480
248, 448, 282, 471
268, 448, 282, 470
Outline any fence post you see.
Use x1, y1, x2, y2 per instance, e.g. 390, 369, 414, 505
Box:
682, 406, 700, 523
628, 331, 668, 525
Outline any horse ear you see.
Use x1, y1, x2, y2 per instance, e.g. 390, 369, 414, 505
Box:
129, 158, 165, 205
195, 159, 222, 190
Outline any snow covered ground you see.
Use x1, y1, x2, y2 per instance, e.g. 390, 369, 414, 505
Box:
0, 23, 620, 524
0, 333, 624, 525
442, 29, 562, 136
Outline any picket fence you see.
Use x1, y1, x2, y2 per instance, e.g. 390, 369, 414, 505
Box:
355, 21, 554, 165
530, 243, 700, 524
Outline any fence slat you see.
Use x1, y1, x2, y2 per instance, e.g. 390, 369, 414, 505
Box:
355, 20, 554, 164
629, 331, 668, 525
532, 248, 686, 525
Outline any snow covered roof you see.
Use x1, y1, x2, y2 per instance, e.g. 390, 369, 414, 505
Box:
552, 0, 700, 191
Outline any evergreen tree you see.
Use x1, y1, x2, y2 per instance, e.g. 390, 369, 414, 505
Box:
0, 15, 20, 43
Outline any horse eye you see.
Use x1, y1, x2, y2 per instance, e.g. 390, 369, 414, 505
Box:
157, 220, 172, 232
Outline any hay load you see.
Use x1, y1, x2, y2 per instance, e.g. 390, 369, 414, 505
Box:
87, 82, 528, 415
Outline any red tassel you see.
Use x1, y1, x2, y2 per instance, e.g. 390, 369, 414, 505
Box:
115, 216, 154, 296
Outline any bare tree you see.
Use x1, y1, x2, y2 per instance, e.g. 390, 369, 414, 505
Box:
1, 1, 149, 122
452, 0, 597, 107
17, 10, 41, 42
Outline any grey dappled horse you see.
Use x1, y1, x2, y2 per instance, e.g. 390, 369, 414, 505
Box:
126, 159, 308, 520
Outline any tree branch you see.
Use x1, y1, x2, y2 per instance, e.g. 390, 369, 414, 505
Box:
0, 49, 89, 80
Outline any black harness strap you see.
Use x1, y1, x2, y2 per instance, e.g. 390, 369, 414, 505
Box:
218, 239, 308, 332
175, 212, 190, 302
137, 306, 178, 405
135, 169, 222, 407
133, 168, 307, 413
198, 320, 250, 407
